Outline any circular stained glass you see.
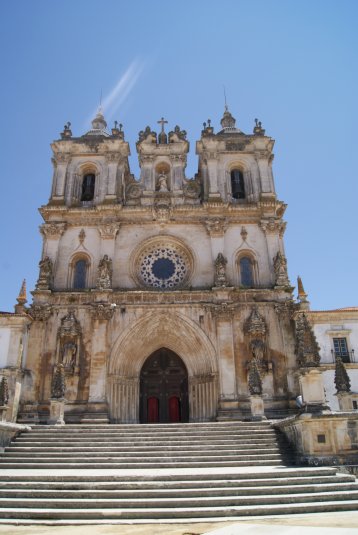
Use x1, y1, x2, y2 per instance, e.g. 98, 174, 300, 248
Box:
139, 245, 188, 289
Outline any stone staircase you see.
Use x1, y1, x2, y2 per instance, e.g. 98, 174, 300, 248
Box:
0, 421, 357, 523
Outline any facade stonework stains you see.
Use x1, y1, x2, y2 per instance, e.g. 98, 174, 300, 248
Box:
1, 106, 357, 427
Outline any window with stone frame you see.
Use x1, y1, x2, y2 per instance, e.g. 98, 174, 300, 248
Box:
239, 256, 254, 287
333, 337, 350, 363
73, 259, 88, 289
230, 169, 246, 199
81, 173, 95, 202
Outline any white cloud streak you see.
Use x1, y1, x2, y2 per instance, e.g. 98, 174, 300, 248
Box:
86, 59, 144, 127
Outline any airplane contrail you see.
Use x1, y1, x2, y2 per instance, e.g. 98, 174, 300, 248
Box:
85, 59, 144, 127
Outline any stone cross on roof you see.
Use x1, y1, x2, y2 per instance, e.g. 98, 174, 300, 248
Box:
157, 117, 168, 133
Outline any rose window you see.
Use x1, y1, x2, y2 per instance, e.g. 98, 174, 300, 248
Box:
138, 245, 190, 289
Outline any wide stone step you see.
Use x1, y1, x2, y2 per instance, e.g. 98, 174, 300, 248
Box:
0, 481, 356, 499
0, 451, 284, 461
0, 459, 286, 469
0, 500, 358, 520
29, 423, 272, 430
1, 489, 358, 509
0, 474, 354, 489
3, 445, 280, 458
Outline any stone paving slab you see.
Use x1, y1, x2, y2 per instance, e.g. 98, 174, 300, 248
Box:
0, 512, 358, 534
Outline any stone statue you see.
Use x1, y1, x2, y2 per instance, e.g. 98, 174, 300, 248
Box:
62, 341, 77, 368
158, 173, 169, 192
96, 255, 112, 290
51, 364, 66, 399
295, 312, 320, 367
248, 360, 263, 396
273, 252, 290, 287
36, 256, 53, 290
250, 338, 265, 366
214, 253, 227, 287
334, 357, 351, 393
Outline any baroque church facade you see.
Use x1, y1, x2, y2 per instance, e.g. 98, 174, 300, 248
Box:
14, 107, 326, 424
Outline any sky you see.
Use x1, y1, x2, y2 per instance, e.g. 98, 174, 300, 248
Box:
0, 0, 357, 312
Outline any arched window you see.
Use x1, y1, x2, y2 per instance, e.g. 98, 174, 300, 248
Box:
231, 169, 245, 199
240, 257, 254, 287
73, 259, 87, 289
81, 173, 95, 202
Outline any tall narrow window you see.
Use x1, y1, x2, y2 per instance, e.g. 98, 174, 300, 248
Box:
231, 169, 245, 199
81, 173, 95, 202
240, 257, 254, 287
333, 337, 349, 363
73, 259, 87, 289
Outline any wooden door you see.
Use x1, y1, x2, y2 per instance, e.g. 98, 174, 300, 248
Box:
140, 348, 189, 423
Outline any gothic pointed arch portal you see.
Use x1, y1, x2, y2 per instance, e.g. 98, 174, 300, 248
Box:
140, 348, 189, 423
107, 311, 218, 423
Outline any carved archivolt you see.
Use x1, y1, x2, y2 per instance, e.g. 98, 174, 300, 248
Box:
130, 236, 194, 290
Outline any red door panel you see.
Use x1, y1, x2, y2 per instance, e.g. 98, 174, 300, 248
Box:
169, 396, 180, 423
148, 397, 159, 423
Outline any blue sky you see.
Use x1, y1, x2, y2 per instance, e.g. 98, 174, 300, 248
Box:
0, 0, 357, 311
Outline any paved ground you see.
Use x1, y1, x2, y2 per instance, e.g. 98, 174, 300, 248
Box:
1, 512, 358, 535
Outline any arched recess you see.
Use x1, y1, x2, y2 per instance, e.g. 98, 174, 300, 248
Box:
107, 311, 218, 423
226, 160, 254, 201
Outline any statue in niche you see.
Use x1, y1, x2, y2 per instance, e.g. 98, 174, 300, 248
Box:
157, 173, 169, 192
273, 251, 290, 287
56, 309, 82, 375
96, 255, 112, 290
36, 256, 53, 290
62, 341, 77, 368
250, 338, 266, 366
214, 253, 227, 287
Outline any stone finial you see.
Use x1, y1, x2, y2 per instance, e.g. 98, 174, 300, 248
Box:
91, 107, 107, 130
253, 118, 265, 136
334, 357, 351, 393
15, 279, 27, 313
36, 256, 53, 290
297, 275, 308, 302
51, 364, 66, 399
201, 119, 214, 136
273, 251, 290, 287
0, 377, 9, 406
96, 255, 113, 290
214, 253, 227, 287
248, 360, 263, 395
60, 122, 72, 139
168, 125, 187, 141
295, 312, 320, 367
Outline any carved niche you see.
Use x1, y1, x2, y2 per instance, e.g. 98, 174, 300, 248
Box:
273, 251, 290, 287
214, 253, 227, 287
96, 255, 113, 290
244, 307, 268, 370
56, 310, 82, 375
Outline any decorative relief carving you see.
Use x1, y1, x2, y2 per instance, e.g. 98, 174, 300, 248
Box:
244, 307, 268, 371
153, 197, 172, 222
36, 256, 53, 290
183, 179, 200, 199
274, 300, 295, 320
260, 218, 286, 236
0, 376, 9, 406
214, 253, 227, 287
56, 309, 82, 374
205, 218, 228, 236
40, 223, 67, 239
206, 302, 237, 320
126, 183, 142, 200
273, 251, 290, 287
29, 304, 53, 321
91, 303, 116, 321
240, 226, 248, 241
51, 364, 66, 399
295, 312, 320, 368
248, 359, 263, 395
225, 142, 246, 151
98, 223, 120, 240
78, 229, 86, 245
96, 255, 113, 290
